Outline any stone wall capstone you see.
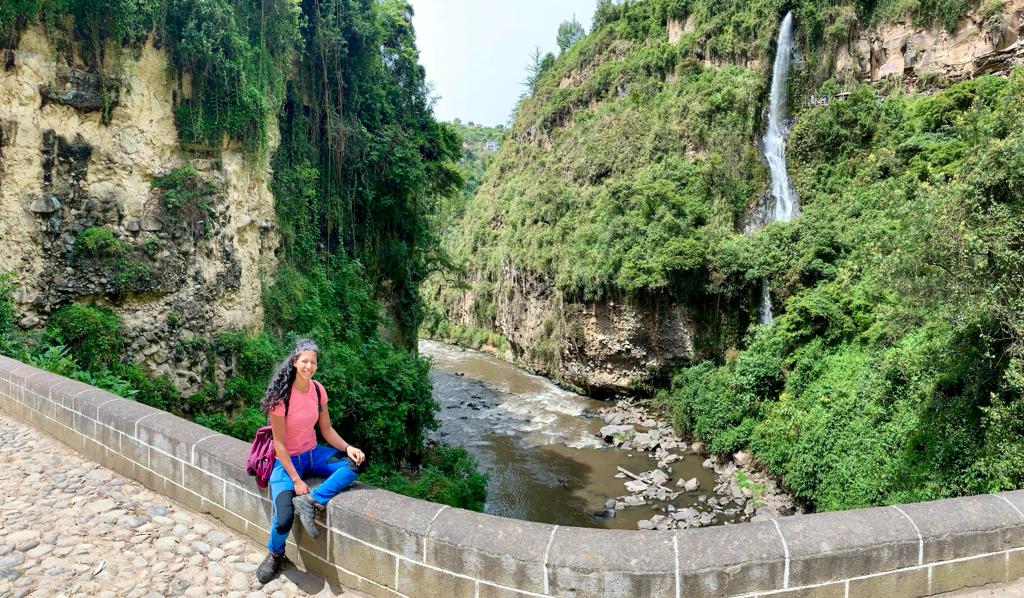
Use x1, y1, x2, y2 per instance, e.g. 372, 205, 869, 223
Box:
2, 354, 1024, 597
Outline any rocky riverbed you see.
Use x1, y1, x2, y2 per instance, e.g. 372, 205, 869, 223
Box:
0, 414, 351, 598
596, 400, 802, 531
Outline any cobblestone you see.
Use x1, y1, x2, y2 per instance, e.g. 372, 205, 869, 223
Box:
0, 414, 363, 597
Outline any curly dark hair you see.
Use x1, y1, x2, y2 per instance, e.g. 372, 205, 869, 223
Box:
259, 338, 320, 414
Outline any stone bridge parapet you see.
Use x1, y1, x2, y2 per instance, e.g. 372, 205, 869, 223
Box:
1, 354, 1023, 597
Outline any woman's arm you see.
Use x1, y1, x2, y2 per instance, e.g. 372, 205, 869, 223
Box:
270, 412, 310, 494
318, 409, 364, 466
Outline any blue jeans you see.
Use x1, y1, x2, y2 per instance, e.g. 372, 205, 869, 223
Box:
267, 445, 360, 554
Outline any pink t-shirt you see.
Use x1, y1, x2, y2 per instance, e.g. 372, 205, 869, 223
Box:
269, 380, 328, 455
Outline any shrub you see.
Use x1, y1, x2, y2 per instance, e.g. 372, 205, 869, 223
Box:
362, 445, 488, 511
46, 304, 122, 370
74, 227, 128, 258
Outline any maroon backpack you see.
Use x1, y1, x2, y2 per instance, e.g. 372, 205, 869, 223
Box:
245, 381, 323, 488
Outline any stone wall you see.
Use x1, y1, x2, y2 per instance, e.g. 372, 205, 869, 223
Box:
3, 355, 1024, 597
0, 26, 279, 391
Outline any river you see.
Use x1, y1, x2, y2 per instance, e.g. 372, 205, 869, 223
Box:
421, 339, 724, 530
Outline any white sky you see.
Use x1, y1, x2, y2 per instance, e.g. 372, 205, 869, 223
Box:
410, 0, 598, 126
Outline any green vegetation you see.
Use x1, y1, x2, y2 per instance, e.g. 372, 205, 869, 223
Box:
74, 227, 128, 258
152, 165, 216, 236
663, 72, 1024, 511
557, 17, 586, 54
46, 304, 122, 370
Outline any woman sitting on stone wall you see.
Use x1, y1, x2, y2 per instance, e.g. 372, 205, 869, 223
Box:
255, 338, 366, 584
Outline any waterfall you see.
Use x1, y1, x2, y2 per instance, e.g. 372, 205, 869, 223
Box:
759, 12, 798, 324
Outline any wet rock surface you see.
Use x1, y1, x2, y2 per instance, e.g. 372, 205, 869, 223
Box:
0, 414, 358, 598
597, 399, 803, 531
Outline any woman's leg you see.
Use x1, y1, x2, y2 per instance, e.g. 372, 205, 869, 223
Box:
267, 459, 298, 554
308, 445, 360, 504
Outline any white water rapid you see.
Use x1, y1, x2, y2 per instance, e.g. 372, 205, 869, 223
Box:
760, 11, 798, 324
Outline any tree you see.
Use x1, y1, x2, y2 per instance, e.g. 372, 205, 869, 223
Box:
556, 16, 585, 54
522, 46, 554, 96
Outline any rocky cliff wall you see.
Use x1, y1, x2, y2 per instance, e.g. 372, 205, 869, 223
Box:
439, 260, 696, 398
833, 0, 1024, 83
0, 27, 279, 390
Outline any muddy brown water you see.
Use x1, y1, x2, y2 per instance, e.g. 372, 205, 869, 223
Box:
421, 340, 727, 530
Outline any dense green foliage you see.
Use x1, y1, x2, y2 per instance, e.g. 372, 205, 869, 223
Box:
45, 304, 122, 371
664, 72, 1024, 511
362, 444, 488, 511
2, 1, 481, 510
74, 227, 129, 258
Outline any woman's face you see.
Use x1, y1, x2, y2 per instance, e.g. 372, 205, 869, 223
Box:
293, 350, 318, 382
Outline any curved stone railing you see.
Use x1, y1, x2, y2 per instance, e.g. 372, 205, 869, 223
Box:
2, 354, 1024, 597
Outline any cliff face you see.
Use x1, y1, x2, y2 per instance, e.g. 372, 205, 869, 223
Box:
833, 0, 1024, 82
0, 27, 278, 390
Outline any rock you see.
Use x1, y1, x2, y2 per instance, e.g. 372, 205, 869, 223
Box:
229, 572, 249, 591
169, 577, 190, 595
124, 218, 141, 232
598, 424, 635, 440
733, 450, 752, 467
684, 478, 699, 492
0, 553, 26, 568
29, 195, 61, 214
647, 470, 670, 486
141, 215, 163, 232
690, 442, 705, 455
88, 499, 116, 514
603, 412, 625, 425
742, 487, 754, 498
632, 432, 653, 448
17, 316, 39, 329
148, 506, 170, 518
154, 537, 177, 552
637, 520, 654, 530
702, 458, 714, 469
7, 531, 40, 547
625, 480, 648, 493
40, 67, 120, 112
604, 499, 617, 509
663, 454, 681, 464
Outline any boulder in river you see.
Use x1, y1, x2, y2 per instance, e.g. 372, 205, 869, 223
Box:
625, 480, 648, 493
598, 424, 635, 441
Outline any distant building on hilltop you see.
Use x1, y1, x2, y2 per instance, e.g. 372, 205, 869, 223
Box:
484, 140, 499, 152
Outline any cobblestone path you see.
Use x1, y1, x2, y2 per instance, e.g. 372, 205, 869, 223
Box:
0, 414, 357, 598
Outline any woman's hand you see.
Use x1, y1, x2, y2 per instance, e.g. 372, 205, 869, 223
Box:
293, 479, 310, 495
346, 445, 365, 466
